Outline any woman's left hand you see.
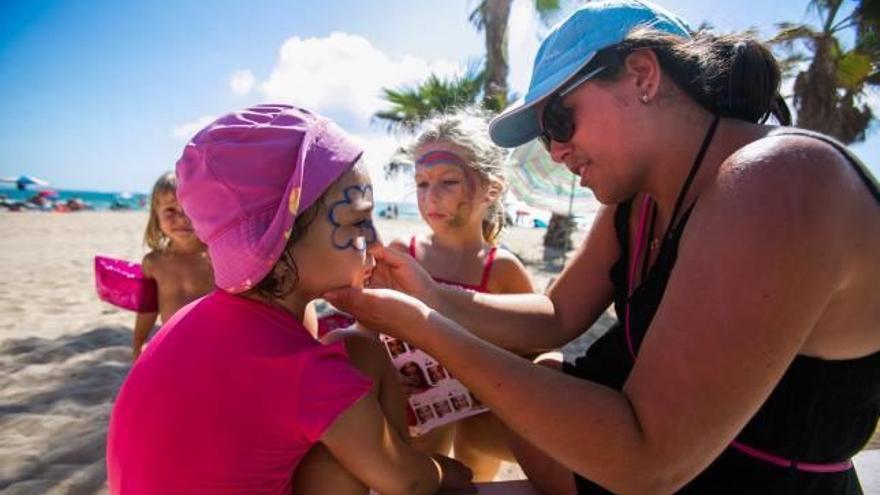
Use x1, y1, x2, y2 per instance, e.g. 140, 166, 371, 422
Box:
323, 287, 431, 342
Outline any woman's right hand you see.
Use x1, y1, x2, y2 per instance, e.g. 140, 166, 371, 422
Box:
368, 245, 441, 308
323, 287, 431, 343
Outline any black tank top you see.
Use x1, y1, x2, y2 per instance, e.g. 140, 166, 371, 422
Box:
566, 127, 880, 494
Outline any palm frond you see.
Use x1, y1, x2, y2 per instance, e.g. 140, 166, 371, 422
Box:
469, 1, 487, 31
533, 0, 562, 25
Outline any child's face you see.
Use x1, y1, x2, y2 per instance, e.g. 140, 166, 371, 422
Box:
414, 143, 489, 234
156, 191, 198, 245
292, 165, 377, 298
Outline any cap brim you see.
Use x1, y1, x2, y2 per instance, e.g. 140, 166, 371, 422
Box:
488, 98, 542, 148
489, 53, 597, 148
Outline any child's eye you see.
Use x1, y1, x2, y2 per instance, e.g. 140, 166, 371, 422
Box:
416, 182, 427, 189
443, 180, 460, 186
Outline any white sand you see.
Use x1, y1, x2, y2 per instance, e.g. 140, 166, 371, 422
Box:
0, 210, 876, 494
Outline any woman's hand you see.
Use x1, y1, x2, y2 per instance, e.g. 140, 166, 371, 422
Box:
368, 245, 441, 308
323, 287, 431, 342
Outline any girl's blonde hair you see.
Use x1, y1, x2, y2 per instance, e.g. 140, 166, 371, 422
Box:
409, 108, 507, 245
143, 172, 178, 251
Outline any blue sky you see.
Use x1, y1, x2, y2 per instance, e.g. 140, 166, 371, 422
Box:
0, 0, 876, 198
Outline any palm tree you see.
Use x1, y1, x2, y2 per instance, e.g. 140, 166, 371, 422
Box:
471, 0, 580, 249
372, 69, 485, 135
770, 0, 880, 143
469, 0, 562, 111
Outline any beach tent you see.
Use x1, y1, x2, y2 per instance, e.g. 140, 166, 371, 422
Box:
1, 174, 50, 191
505, 140, 598, 218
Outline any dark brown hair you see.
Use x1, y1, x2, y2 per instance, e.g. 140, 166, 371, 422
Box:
589, 28, 791, 125
251, 189, 327, 299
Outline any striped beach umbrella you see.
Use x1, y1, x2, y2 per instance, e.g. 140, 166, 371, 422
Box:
505, 140, 598, 217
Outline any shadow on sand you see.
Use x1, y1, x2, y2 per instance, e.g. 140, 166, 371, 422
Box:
0, 326, 131, 495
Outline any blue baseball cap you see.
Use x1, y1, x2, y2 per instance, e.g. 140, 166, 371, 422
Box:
489, 0, 691, 148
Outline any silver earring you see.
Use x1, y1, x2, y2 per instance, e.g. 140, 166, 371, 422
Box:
640, 94, 649, 104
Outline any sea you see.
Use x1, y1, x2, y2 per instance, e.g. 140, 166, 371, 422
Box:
0, 186, 423, 217
0, 187, 149, 210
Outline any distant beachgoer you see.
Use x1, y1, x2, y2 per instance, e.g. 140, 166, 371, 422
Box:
387, 109, 536, 481
107, 104, 473, 495
324, 1, 880, 493
130, 172, 213, 360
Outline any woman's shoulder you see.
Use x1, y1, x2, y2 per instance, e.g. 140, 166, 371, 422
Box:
723, 128, 860, 190
695, 127, 873, 263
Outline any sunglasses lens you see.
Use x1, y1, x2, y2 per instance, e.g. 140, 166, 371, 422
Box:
541, 97, 574, 145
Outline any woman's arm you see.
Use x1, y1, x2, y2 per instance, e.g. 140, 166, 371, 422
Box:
374, 206, 619, 354
329, 144, 848, 492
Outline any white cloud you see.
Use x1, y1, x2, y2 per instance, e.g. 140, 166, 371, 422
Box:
171, 115, 216, 141
229, 70, 255, 95
507, 0, 549, 98
259, 31, 464, 124
348, 131, 416, 203
170, 31, 463, 200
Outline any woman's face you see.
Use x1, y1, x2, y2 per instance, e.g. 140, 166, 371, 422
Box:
291, 165, 377, 298
414, 143, 488, 234
543, 74, 650, 204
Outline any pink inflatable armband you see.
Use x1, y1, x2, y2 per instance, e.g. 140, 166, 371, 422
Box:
317, 312, 356, 338
94, 256, 158, 312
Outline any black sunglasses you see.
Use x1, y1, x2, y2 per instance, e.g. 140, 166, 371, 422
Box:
540, 65, 606, 150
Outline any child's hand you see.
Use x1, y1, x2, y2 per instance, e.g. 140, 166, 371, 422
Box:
368, 245, 440, 308
432, 454, 476, 493
323, 288, 429, 342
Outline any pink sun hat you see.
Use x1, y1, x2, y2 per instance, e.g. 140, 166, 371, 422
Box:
176, 103, 363, 293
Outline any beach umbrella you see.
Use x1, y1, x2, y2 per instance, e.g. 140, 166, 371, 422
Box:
505, 140, 598, 218
0, 174, 50, 191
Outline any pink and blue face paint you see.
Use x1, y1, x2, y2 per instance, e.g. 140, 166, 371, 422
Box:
327, 184, 377, 251
416, 150, 469, 168
416, 149, 479, 195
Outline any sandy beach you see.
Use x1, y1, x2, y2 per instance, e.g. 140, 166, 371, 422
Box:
0, 210, 876, 493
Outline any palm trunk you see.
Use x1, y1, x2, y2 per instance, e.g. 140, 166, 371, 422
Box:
543, 213, 574, 250
481, 0, 512, 110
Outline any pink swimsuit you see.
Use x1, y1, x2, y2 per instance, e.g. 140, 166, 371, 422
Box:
107, 289, 372, 494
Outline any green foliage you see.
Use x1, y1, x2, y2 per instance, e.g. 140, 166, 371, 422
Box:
372, 69, 485, 134
769, 0, 879, 142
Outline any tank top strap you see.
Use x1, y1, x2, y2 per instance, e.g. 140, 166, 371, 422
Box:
769, 128, 879, 202
408, 235, 417, 258
478, 246, 498, 291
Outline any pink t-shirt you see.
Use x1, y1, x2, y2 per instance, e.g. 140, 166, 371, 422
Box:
107, 290, 372, 494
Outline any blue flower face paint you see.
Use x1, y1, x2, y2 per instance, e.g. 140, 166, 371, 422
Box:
327, 184, 377, 251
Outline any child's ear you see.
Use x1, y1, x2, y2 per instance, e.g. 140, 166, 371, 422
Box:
483, 181, 503, 203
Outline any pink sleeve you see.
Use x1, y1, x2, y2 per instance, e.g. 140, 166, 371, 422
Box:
297, 341, 373, 443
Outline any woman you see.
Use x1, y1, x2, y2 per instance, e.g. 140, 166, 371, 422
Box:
325, 1, 880, 493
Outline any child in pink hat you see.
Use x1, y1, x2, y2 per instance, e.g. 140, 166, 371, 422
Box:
106, 104, 473, 494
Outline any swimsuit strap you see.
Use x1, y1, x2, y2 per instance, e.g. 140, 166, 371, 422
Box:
625, 115, 721, 359
668, 114, 721, 232
408, 235, 417, 258
478, 246, 498, 291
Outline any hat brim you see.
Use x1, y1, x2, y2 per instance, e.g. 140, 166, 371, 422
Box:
489, 53, 597, 148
